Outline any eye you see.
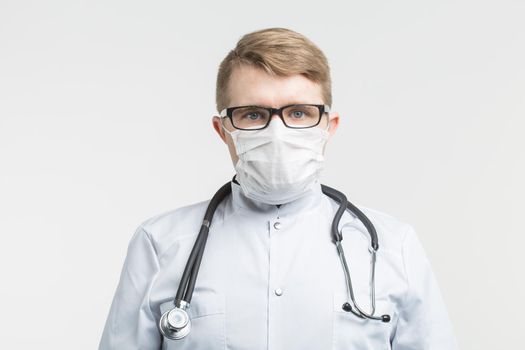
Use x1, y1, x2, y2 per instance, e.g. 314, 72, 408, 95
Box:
290, 110, 308, 119
245, 112, 263, 120
292, 111, 304, 118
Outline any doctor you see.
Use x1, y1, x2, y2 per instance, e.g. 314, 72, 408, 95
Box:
99, 27, 459, 349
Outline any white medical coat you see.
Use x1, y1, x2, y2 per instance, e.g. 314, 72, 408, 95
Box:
99, 177, 459, 349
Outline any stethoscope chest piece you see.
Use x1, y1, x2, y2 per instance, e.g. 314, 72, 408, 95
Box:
159, 306, 192, 340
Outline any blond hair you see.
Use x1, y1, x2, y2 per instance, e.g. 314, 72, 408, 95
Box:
215, 27, 332, 112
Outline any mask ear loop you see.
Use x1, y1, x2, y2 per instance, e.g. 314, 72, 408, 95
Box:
324, 117, 331, 132
220, 116, 233, 136
322, 107, 332, 132
318, 114, 331, 155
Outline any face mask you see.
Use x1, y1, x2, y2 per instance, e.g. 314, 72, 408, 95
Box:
222, 118, 330, 205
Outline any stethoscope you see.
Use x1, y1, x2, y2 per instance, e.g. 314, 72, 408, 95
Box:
159, 177, 391, 341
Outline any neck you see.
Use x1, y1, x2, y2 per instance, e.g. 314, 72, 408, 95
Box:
230, 174, 323, 217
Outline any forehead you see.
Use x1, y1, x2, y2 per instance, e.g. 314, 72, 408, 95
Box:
227, 64, 323, 107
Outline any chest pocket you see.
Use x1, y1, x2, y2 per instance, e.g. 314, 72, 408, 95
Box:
332, 291, 396, 350
160, 290, 226, 350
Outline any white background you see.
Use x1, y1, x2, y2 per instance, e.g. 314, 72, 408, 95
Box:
1, 0, 523, 348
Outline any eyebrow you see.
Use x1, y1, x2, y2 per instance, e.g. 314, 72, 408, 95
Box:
243, 101, 316, 108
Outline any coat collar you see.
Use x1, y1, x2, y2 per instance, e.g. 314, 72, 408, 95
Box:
230, 174, 325, 219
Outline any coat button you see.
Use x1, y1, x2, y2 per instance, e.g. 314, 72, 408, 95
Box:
274, 288, 283, 296
273, 222, 282, 230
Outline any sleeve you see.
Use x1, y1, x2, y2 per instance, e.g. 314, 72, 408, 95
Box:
98, 225, 162, 350
391, 224, 459, 350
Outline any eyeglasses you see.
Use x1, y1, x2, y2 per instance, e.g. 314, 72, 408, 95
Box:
219, 104, 330, 130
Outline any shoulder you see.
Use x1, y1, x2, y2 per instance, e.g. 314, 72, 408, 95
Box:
135, 198, 212, 257
353, 204, 413, 254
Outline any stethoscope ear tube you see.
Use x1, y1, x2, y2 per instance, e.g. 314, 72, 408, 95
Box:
322, 184, 389, 323
320, 184, 348, 243
320, 184, 379, 250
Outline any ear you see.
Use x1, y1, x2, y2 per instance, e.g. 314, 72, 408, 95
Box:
212, 116, 227, 143
327, 111, 340, 138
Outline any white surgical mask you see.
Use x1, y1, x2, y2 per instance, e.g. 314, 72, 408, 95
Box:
222, 118, 330, 205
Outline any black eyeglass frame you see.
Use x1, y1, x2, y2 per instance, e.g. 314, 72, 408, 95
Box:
219, 103, 331, 130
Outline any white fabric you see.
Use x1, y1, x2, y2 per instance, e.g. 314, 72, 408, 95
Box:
99, 178, 459, 349
222, 120, 330, 205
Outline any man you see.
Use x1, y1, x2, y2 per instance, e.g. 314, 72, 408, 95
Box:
99, 27, 459, 349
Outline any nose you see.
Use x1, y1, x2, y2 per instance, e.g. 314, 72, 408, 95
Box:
269, 113, 285, 125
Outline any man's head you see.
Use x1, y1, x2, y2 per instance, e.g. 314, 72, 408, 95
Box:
212, 27, 340, 166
